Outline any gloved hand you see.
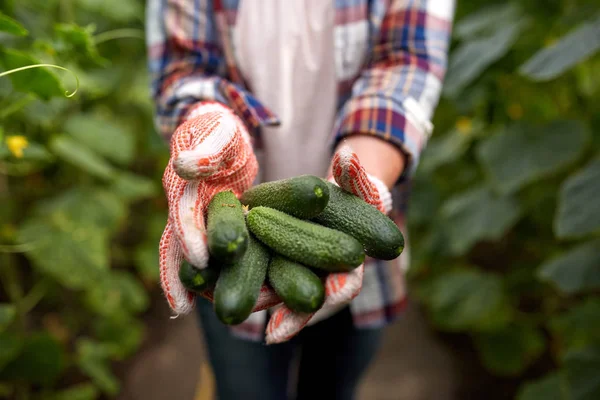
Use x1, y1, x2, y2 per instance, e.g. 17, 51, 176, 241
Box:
264, 145, 393, 344
158, 101, 279, 316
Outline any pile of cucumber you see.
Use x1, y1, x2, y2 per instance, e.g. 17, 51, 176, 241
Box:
178, 175, 405, 325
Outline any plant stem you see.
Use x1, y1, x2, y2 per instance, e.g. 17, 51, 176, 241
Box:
0, 253, 26, 332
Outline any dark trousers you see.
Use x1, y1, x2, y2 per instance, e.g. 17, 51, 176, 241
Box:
195, 297, 384, 400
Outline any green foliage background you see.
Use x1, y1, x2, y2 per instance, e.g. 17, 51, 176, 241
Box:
0, 0, 598, 399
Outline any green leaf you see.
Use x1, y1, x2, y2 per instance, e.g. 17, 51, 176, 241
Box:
0, 304, 16, 332
0, 332, 22, 371
42, 383, 99, 400
35, 187, 126, 233
475, 324, 545, 376
427, 270, 511, 332
93, 316, 145, 359
18, 218, 109, 290
76, 0, 143, 23
554, 158, 600, 238
419, 129, 473, 174
0, 11, 28, 36
440, 187, 522, 255
134, 242, 160, 283
550, 298, 600, 352
538, 239, 600, 294
476, 121, 589, 194
454, 3, 522, 39
64, 113, 135, 166
54, 23, 107, 66
0, 333, 65, 386
112, 172, 158, 202
49, 135, 115, 180
85, 270, 149, 317
563, 346, 600, 400
517, 373, 568, 400
0, 49, 64, 100
443, 18, 528, 97
520, 16, 600, 81
76, 339, 120, 396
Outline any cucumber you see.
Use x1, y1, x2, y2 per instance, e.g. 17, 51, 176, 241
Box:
246, 206, 365, 272
312, 182, 404, 260
268, 256, 325, 313
213, 234, 271, 325
206, 190, 248, 263
241, 175, 330, 219
178, 260, 220, 293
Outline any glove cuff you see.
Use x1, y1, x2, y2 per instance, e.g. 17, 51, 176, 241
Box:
367, 174, 393, 215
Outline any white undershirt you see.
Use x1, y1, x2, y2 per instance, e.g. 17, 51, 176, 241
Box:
232, 0, 337, 183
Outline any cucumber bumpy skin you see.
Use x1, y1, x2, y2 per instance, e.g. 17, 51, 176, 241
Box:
240, 175, 330, 219
206, 190, 249, 264
246, 206, 365, 272
268, 256, 325, 313
312, 182, 404, 260
213, 234, 271, 325
178, 260, 220, 293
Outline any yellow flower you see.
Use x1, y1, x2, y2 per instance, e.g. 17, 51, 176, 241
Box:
6, 135, 29, 158
455, 117, 472, 135
507, 103, 524, 120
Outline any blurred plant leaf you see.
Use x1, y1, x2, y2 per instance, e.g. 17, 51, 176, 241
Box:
93, 316, 145, 360
112, 172, 158, 202
84, 270, 150, 317
563, 346, 600, 400
443, 17, 528, 97
76, 339, 119, 396
477, 121, 589, 194
426, 269, 512, 332
49, 135, 115, 180
550, 298, 600, 352
133, 242, 160, 283
454, 3, 522, 39
0, 332, 65, 386
54, 23, 107, 66
0, 141, 54, 162
554, 158, 600, 239
0, 304, 16, 332
64, 113, 135, 166
0, 332, 22, 371
538, 239, 600, 295
41, 383, 99, 400
0, 49, 65, 100
18, 218, 109, 290
440, 187, 522, 255
520, 15, 600, 81
76, 0, 143, 23
0, 11, 28, 36
35, 187, 126, 233
517, 373, 568, 400
419, 128, 473, 174
475, 323, 545, 376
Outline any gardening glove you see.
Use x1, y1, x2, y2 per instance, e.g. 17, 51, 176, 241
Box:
159, 101, 279, 316
265, 145, 393, 344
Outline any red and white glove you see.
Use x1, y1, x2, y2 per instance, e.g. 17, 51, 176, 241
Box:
264, 146, 393, 344
159, 101, 279, 316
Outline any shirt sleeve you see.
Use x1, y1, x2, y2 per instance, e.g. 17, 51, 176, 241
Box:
332, 0, 455, 180
145, 0, 279, 141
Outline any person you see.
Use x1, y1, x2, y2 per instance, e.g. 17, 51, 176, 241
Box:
145, 0, 455, 399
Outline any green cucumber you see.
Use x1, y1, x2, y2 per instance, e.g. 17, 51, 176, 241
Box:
268, 256, 325, 313
178, 260, 220, 293
213, 234, 270, 325
246, 206, 365, 272
312, 182, 404, 260
206, 190, 248, 263
241, 175, 330, 219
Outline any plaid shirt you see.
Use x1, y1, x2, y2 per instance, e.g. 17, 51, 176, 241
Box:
146, 0, 455, 341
